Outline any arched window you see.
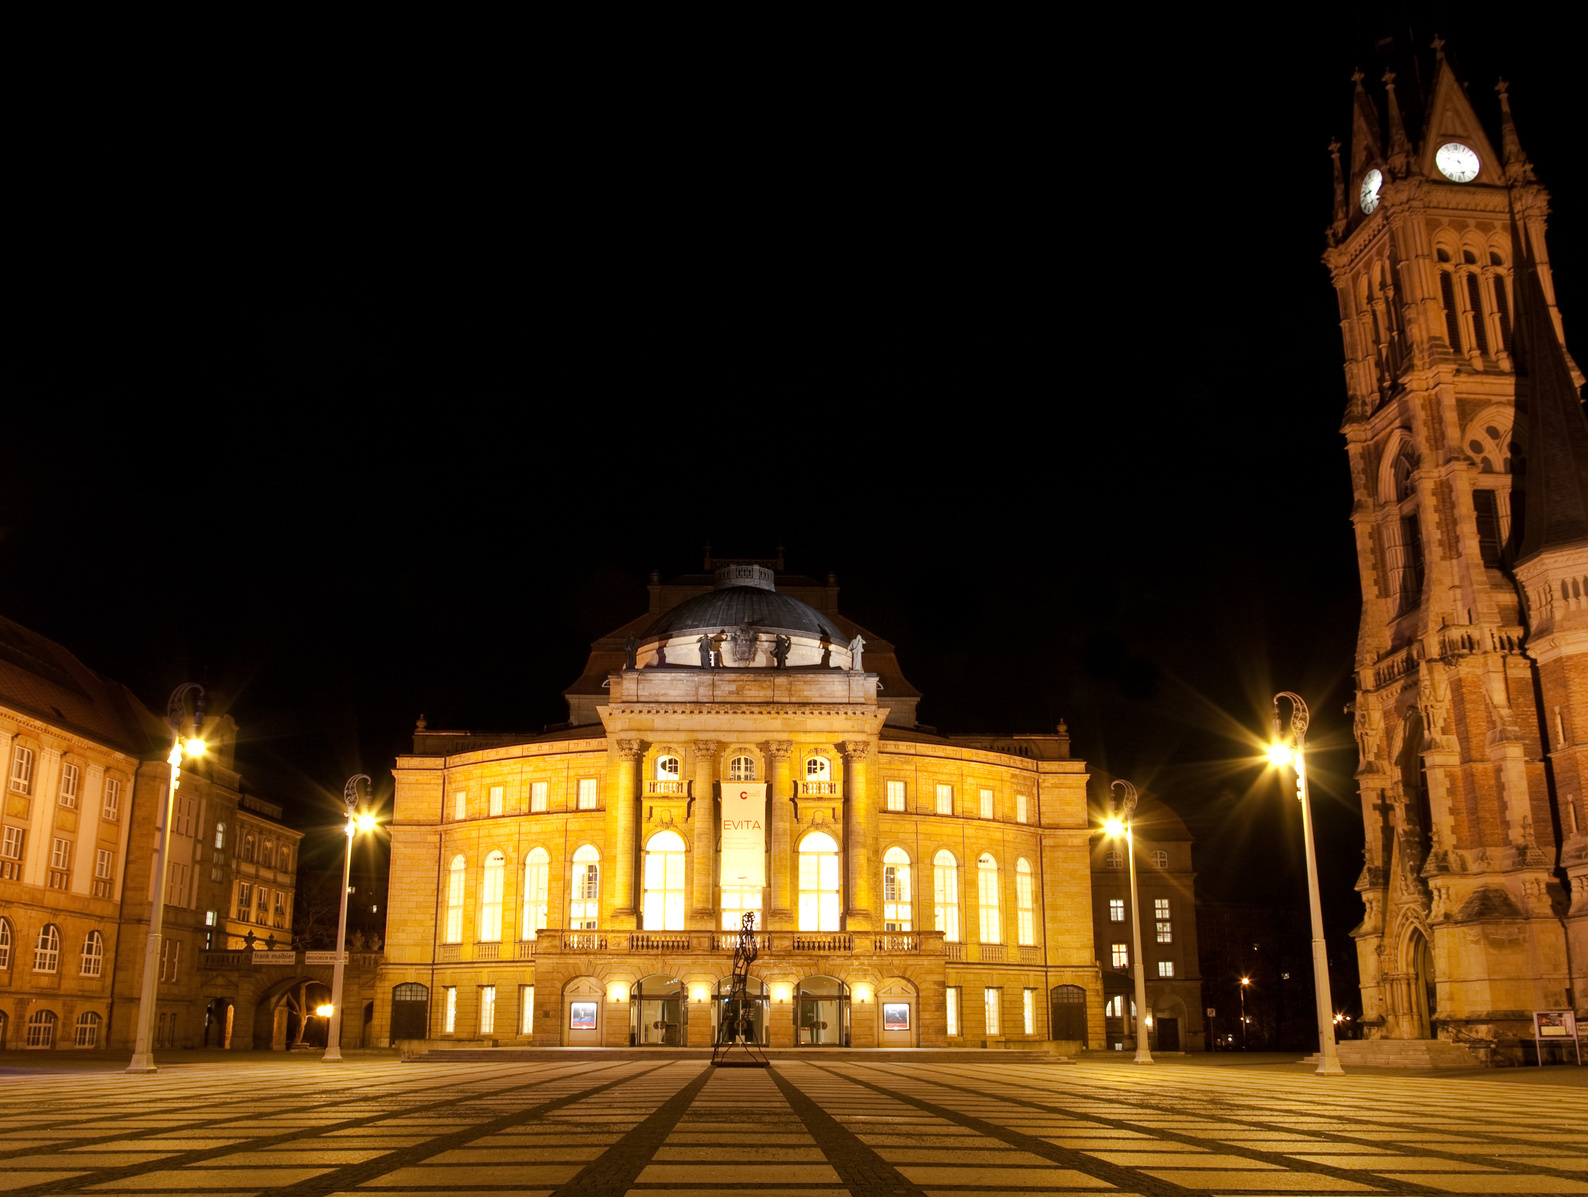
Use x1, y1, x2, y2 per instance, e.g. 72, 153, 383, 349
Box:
642, 830, 686, 930
479, 851, 505, 942
74, 1011, 101, 1047
797, 832, 840, 931
264, 841, 277, 868
571, 846, 600, 930
522, 847, 549, 940
1016, 859, 1035, 946
26, 1010, 56, 1048
279, 848, 291, 873
35, 924, 60, 973
933, 850, 960, 942
655, 755, 680, 782
1104, 849, 1123, 869
242, 834, 255, 863
214, 823, 225, 850
80, 930, 104, 977
806, 756, 829, 780
1150, 849, 1168, 869
883, 847, 912, 932
977, 854, 1001, 943
729, 755, 755, 781
444, 855, 465, 943
0, 917, 11, 970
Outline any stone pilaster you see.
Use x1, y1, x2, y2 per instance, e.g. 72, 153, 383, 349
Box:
691, 740, 720, 925
842, 740, 874, 930
766, 741, 793, 929
607, 740, 642, 929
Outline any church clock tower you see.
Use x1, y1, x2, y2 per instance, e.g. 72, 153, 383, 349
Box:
1325, 40, 1588, 1056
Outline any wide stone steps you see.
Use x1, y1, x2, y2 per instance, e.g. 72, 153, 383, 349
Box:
405, 1046, 1069, 1064
1302, 1039, 1482, 1069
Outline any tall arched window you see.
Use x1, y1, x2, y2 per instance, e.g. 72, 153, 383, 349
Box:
214, 823, 225, 850
729, 755, 755, 781
933, 850, 960, 942
74, 1011, 102, 1048
642, 830, 686, 930
80, 930, 104, 977
261, 840, 275, 869
977, 854, 1001, 943
805, 756, 830, 781
571, 846, 600, 930
522, 847, 549, 940
479, 851, 505, 942
655, 755, 680, 781
883, 847, 912, 932
242, 834, 255, 863
26, 1010, 56, 1048
0, 917, 11, 969
444, 855, 465, 943
35, 924, 60, 973
797, 832, 840, 931
1016, 858, 1035, 946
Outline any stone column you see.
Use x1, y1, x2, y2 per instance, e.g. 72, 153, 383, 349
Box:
691, 741, 720, 926
842, 741, 875, 930
766, 741, 794, 930
607, 740, 642, 929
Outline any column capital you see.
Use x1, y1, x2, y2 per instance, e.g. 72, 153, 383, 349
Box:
615, 739, 643, 761
839, 740, 871, 760
694, 739, 722, 756
764, 740, 793, 761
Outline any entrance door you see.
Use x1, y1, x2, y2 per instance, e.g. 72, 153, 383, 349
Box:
632, 976, 684, 1045
390, 984, 429, 1040
1157, 1017, 1180, 1051
795, 976, 849, 1045
1411, 930, 1435, 1037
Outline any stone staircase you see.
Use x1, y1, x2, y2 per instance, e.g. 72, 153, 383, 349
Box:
405, 1045, 1069, 1065
1302, 1039, 1482, 1069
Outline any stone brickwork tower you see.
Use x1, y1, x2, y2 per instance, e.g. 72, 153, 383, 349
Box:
1326, 40, 1588, 1052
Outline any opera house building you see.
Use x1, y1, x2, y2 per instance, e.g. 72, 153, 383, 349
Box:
375, 558, 1102, 1049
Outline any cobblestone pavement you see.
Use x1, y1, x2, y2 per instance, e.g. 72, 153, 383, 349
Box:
0, 1055, 1585, 1196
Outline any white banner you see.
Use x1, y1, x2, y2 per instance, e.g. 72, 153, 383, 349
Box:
252, 950, 297, 965
721, 783, 766, 887
304, 951, 347, 965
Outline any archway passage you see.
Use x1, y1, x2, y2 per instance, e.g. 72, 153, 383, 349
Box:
253, 978, 331, 1050
631, 975, 684, 1045
795, 975, 849, 1046
1409, 928, 1436, 1037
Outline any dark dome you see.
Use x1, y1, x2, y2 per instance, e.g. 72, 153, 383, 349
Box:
643, 586, 845, 641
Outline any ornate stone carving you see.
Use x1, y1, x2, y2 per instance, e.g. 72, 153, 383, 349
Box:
694, 739, 721, 757
839, 740, 871, 761
615, 739, 643, 761
765, 740, 793, 761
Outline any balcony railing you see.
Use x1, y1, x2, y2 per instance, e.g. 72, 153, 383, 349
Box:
801, 781, 840, 796
644, 780, 688, 796
531, 928, 947, 958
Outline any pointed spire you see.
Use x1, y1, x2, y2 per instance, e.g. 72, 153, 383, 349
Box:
1513, 220, 1588, 562
1329, 139, 1348, 241
1382, 70, 1412, 175
1431, 33, 1446, 62
1348, 68, 1385, 181
1495, 79, 1536, 185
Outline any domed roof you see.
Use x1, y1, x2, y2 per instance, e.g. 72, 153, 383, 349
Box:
643, 586, 845, 642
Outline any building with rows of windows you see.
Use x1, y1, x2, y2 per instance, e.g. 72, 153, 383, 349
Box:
376, 558, 1104, 1048
0, 614, 300, 1051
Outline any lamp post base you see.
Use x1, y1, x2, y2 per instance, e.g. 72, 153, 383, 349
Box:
321, 1047, 345, 1063
1133, 1050, 1154, 1065
1314, 1057, 1345, 1076
124, 1054, 157, 1073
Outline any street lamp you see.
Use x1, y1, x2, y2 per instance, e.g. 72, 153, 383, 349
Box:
127, 683, 206, 1073
1239, 976, 1250, 1050
1269, 691, 1345, 1077
323, 774, 378, 1063
1103, 779, 1152, 1065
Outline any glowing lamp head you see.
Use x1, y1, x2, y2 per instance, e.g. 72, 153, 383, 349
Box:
1266, 742, 1293, 768
355, 812, 377, 833
184, 738, 207, 758
1103, 816, 1125, 837
315, 1004, 334, 1017
1240, 976, 1251, 987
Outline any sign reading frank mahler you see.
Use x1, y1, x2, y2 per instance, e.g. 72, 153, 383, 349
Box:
721, 783, 766, 887
252, 950, 297, 965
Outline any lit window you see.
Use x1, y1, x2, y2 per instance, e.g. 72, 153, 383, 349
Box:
102, 777, 122, 820
1158, 961, 1175, 977
59, 762, 80, 809
242, 835, 255, 862
444, 987, 457, 1033
1016, 793, 1028, 823
1155, 897, 1170, 917
214, 822, 225, 850
1157, 922, 1173, 944
489, 786, 504, 817
1105, 995, 1125, 1018
729, 756, 755, 781
984, 988, 1001, 1036
26, 1010, 56, 1048
479, 985, 496, 1034
1016, 858, 1034, 946
1104, 849, 1123, 869
236, 882, 252, 919
476, 851, 504, 942
570, 845, 600, 929
445, 855, 465, 943
642, 830, 686, 930
655, 755, 680, 781
80, 931, 103, 977
522, 847, 549, 939
882, 847, 912, 931
1111, 943, 1128, 970
1151, 850, 1167, 869
74, 1011, 101, 1048
885, 779, 905, 812
805, 756, 830, 781
945, 986, 960, 1036
9, 744, 34, 794
980, 789, 994, 819
935, 784, 953, 815
797, 832, 841, 931
933, 850, 960, 942
2, 826, 23, 859
977, 854, 1001, 943
720, 885, 762, 930
577, 778, 598, 810
1109, 898, 1125, 922
0, 917, 10, 968
1023, 988, 1036, 1035
274, 891, 287, 927
521, 985, 535, 1034
530, 781, 548, 812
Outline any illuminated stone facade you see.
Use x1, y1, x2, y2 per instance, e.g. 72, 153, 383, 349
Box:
376, 560, 1104, 1048
1327, 47, 1588, 1051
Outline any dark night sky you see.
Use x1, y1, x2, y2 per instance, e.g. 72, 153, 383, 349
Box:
5, 12, 1584, 981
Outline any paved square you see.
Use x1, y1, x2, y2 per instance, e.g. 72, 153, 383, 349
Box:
0, 1055, 1584, 1195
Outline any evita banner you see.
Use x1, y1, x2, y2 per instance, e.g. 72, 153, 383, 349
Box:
721, 783, 767, 887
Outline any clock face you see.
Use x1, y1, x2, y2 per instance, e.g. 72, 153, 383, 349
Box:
1359, 169, 1383, 214
1436, 142, 1480, 183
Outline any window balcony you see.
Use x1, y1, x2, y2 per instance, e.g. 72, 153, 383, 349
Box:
644, 780, 688, 797
800, 781, 840, 797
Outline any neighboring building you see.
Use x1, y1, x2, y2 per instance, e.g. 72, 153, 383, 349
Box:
1198, 902, 1327, 1052
0, 614, 302, 1050
377, 557, 1103, 1049
1326, 42, 1588, 1056
1089, 792, 1204, 1052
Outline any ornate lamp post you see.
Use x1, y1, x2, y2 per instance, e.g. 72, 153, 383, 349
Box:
1239, 976, 1250, 1050
127, 684, 207, 1073
323, 774, 377, 1063
1103, 778, 1152, 1065
1268, 691, 1345, 1076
